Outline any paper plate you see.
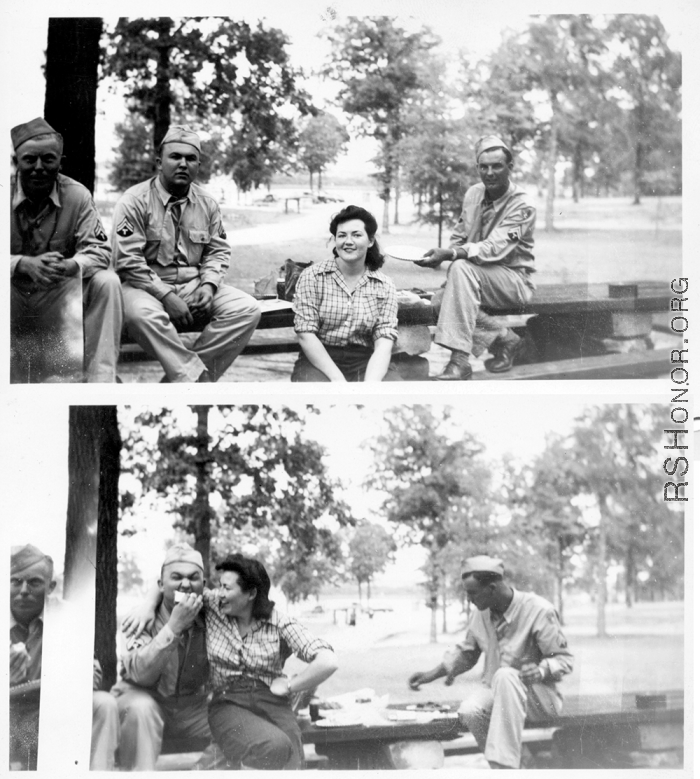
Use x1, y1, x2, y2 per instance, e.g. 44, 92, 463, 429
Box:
384, 244, 430, 262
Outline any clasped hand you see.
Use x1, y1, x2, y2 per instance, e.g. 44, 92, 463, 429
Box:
19, 252, 79, 288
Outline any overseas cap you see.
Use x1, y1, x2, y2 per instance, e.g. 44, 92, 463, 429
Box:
162, 543, 204, 571
11, 544, 53, 576
475, 135, 511, 162
160, 125, 201, 153
11, 117, 61, 151
461, 555, 505, 579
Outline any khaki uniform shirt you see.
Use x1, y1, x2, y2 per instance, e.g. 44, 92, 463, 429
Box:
444, 588, 573, 689
112, 176, 230, 301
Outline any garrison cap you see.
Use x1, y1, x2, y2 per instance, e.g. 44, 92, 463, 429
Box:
162, 543, 204, 571
475, 135, 511, 162
160, 125, 201, 153
461, 555, 505, 579
11, 544, 53, 576
11, 117, 61, 151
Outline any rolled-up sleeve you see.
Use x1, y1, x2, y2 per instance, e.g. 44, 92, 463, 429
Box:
372, 279, 398, 342
121, 623, 180, 687
443, 623, 482, 678
112, 193, 172, 300
279, 614, 333, 664
293, 267, 320, 335
533, 608, 574, 682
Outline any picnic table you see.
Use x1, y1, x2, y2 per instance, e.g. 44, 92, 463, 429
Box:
118, 279, 675, 381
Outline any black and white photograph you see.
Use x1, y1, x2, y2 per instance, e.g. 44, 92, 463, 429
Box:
3, 399, 689, 771
2, 1, 694, 777
5, 8, 686, 383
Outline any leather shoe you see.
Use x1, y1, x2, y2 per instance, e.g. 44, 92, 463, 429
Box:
484, 334, 522, 373
433, 358, 473, 381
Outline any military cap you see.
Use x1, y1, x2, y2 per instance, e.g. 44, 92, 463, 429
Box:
475, 135, 511, 162
11, 544, 53, 576
461, 555, 505, 579
162, 543, 204, 571
160, 125, 201, 152
11, 117, 61, 151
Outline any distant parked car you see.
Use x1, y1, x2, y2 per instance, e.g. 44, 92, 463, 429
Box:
303, 190, 343, 204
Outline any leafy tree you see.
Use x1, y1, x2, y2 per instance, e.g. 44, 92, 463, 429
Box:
119, 405, 352, 598
323, 17, 439, 231
346, 522, 396, 602
103, 17, 314, 173
109, 115, 156, 192
552, 405, 682, 636
367, 405, 490, 642
297, 112, 349, 190
605, 15, 682, 203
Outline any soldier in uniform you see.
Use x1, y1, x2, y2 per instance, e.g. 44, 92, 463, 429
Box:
408, 556, 573, 769
10, 118, 123, 382
111, 125, 261, 382
416, 136, 537, 380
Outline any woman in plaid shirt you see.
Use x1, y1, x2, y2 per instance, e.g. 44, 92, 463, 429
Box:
205, 554, 337, 769
292, 205, 402, 381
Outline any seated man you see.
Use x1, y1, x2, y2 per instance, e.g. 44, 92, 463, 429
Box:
10, 545, 119, 771
111, 544, 224, 770
416, 136, 537, 380
408, 556, 573, 769
10, 118, 123, 383
112, 125, 261, 382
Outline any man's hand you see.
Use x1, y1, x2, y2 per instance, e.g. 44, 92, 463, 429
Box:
414, 247, 453, 269
10, 643, 31, 685
189, 283, 215, 316
408, 671, 433, 690
163, 291, 194, 329
519, 662, 545, 686
60, 258, 80, 277
167, 593, 203, 636
122, 607, 157, 639
17, 252, 66, 287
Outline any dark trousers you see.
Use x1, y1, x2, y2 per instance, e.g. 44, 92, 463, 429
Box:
291, 344, 403, 382
208, 683, 303, 770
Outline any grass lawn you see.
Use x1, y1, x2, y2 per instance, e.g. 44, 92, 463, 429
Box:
284, 599, 685, 706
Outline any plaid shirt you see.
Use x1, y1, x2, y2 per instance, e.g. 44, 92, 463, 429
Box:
203, 589, 333, 691
293, 257, 398, 348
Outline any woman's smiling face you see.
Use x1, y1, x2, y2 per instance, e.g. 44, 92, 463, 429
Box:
334, 218, 374, 265
218, 570, 256, 619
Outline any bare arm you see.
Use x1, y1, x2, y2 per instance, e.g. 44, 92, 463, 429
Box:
363, 337, 394, 381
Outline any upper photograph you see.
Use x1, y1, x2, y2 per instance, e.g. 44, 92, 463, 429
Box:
8, 12, 683, 383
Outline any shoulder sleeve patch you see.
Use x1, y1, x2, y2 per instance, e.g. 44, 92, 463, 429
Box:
94, 222, 108, 242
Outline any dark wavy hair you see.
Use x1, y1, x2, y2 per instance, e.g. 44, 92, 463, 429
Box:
329, 205, 384, 271
215, 553, 275, 620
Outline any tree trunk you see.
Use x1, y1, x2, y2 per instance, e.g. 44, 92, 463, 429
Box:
596, 500, 607, 638
393, 166, 400, 225
66, 407, 121, 689
94, 409, 121, 690
625, 544, 635, 608
367, 578, 371, 603
319, 168, 323, 190
193, 406, 212, 579
357, 579, 362, 602
437, 185, 443, 247
44, 18, 102, 193
545, 92, 559, 232
441, 573, 448, 634
555, 537, 565, 625
153, 22, 173, 150
309, 170, 313, 190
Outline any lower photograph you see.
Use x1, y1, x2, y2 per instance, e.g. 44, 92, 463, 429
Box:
7, 400, 686, 771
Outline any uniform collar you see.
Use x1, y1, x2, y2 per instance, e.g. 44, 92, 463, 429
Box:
12, 175, 61, 212
154, 175, 194, 206
496, 587, 520, 624
10, 607, 45, 631
482, 180, 516, 208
